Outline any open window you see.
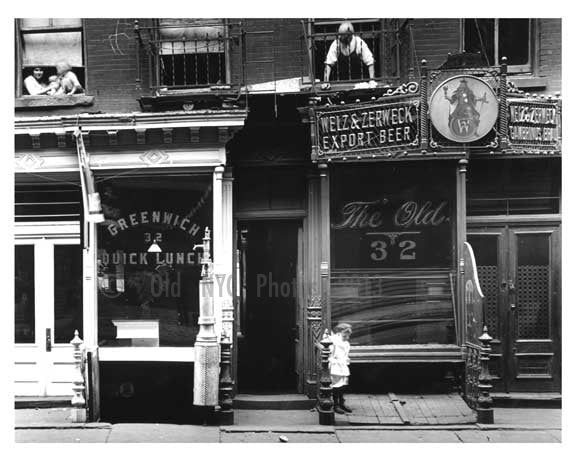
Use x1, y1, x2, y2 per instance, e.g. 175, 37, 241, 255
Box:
16, 18, 85, 97
156, 19, 227, 88
312, 19, 382, 83
463, 19, 532, 73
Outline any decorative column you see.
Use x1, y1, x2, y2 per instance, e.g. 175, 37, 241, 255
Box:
305, 169, 323, 397
419, 59, 429, 151
218, 331, 234, 425
70, 330, 86, 423
318, 330, 334, 425
456, 159, 468, 345
220, 168, 235, 348
477, 326, 494, 424
193, 228, 219, 407
318, 163, 331, 331
212, 165, 224, 340
498, 57, 509, 149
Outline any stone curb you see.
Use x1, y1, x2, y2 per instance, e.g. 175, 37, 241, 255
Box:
15, 423, 561, 432
220, 425, 336, 433
15, 423, 112, 430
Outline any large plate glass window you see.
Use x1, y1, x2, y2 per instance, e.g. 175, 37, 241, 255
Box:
96, 175, 213, 347
330, 162, 456, 346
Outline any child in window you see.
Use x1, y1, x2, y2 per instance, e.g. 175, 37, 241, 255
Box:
330, 323, 353, 414
46, 75, 62, 95
55, 60, 83, 95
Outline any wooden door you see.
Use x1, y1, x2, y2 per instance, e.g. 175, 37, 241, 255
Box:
14, 236, 83, 397
467, 224, 561, 393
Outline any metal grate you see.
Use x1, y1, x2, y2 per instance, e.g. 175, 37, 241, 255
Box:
517, 265, 550, 339
476, 265, 499, 338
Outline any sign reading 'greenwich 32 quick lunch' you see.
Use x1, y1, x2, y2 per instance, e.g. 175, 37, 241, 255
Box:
314, 100, 419, 158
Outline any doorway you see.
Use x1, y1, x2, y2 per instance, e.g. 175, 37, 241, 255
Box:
237, 220, 301, 393
14, 227, 83, 396
467, 223, 561, 393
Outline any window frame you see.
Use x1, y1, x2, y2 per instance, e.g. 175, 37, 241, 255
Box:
310, 18, 385, 83
153, 18, 230, 89
15, 18, 86, 98
461, 18, 534, 74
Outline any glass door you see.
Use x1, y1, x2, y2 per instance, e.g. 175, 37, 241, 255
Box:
14, 237, 83, 397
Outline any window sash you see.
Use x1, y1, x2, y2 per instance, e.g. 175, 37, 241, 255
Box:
22, 31, 83, 67
463, 18, 532, 73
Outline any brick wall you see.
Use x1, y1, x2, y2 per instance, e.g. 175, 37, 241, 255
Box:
84, 18, 145, 113
537, 18, 562, 94
410, 19, 461, 70
15, 18, 561, 117
231, 19, 307, 85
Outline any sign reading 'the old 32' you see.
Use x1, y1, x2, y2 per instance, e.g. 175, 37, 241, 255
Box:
430, 75, 498, 143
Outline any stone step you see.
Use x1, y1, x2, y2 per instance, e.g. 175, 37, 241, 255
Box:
15, 396, 72, 409
234, 394, 315, 410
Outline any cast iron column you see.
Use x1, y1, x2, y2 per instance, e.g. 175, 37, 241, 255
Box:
218, 331, 234, 425
193, 228, 219, 408
477, 326, 494, 424
318, 330, 334, 425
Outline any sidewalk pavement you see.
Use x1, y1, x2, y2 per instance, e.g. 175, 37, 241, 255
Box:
14, 407, 562, 443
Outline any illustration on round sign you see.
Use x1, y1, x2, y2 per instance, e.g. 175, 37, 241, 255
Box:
430, 75, 498, 143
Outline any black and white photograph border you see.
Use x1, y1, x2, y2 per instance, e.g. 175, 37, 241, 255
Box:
2, 0, 572, 458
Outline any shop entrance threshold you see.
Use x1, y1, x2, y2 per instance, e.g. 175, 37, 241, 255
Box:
334, 393, 476, 426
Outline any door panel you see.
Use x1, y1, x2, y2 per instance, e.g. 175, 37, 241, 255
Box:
467, 230, 507, 390
14, 238, 82, 397
467, 224, 561, 393
509, 228, 559, 392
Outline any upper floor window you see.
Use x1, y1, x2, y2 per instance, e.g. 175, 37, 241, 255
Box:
463, 19, 531, 73
312, 19, 381, 83
157, 19, 227, 88
17, 18, 85, 97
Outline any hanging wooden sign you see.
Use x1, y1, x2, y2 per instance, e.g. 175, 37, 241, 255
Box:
508, 100, 561, 151
313, 100, 419, 159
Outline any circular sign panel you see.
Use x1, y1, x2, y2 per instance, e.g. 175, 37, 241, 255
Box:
430, 75, 498, 143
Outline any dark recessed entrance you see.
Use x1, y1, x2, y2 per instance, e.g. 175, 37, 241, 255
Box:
237, 220, 299, 393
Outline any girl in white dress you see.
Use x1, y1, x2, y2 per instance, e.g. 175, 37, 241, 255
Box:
330, 323, 353, 414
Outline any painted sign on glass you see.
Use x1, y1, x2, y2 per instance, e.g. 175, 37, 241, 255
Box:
330, 163, 454, 268
96, 177, 213, 347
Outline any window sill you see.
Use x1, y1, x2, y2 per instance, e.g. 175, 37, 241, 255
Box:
15, 94, 95, 109
508, 76, 548, 90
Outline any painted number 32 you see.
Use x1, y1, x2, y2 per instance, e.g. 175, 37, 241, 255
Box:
370, 240, 416, 261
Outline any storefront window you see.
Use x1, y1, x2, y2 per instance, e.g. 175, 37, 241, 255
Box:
96, 175, 213, 347
15, 245, 35, 343
330, 162, 456, 346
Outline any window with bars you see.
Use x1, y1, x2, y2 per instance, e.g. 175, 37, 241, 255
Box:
16, 18, 85, 96
156, 19, 227, 88
463, 19, 532, 73
312, 19, 382, 83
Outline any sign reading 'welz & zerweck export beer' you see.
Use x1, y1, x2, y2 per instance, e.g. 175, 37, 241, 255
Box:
315, 100, 419, 158
508, 100, 561, 151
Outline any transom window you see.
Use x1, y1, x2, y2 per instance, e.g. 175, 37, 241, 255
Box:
157, 19, 227, 88
463, 19, 531, 73
17, 18, 85, 96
